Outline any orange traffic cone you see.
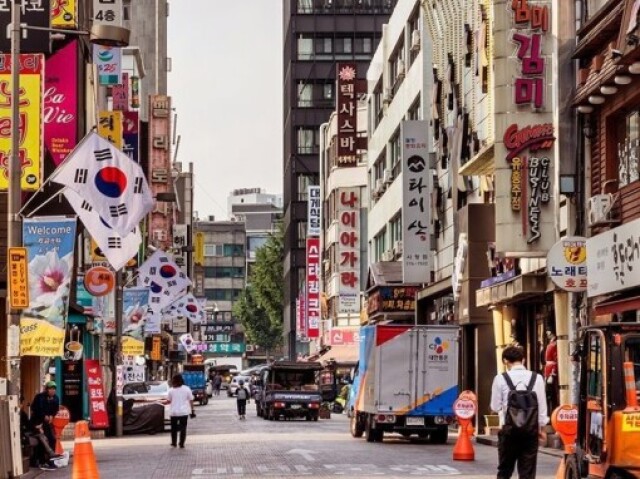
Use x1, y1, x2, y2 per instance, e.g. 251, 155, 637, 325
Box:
72, 421, 100, 479
452, 420, 475, 461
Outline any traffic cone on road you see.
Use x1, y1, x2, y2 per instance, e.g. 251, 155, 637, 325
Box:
72, 421, 100, 479
452, 420, 475, 461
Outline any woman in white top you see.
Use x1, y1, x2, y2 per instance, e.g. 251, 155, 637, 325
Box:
166, 374, 195, 448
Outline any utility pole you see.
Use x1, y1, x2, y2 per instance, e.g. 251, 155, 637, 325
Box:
114, 270, 124, 436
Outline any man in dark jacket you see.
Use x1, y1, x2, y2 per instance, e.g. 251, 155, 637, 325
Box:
31, 381, 60, 470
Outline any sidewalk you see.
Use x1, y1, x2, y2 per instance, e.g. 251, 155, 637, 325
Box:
476, 435, 564, 458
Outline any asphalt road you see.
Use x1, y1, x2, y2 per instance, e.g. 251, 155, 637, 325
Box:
39, 394, 561, 478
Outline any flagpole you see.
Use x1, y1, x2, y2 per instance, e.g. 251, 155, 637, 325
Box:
114, 268, 124, 437
23, 191, 65, 218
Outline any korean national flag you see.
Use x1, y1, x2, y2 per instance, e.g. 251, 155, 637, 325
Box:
138, 250, 192, 294
64, 189, 141, 271
165, 293, 204, 324
52, 132, 155, 237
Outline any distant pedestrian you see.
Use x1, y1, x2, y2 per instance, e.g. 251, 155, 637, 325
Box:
30, 381, 61, 470
166, 374, 196, 449
236, 379, 250, 420
490, 345, 548, 479
213, 374, 222, 396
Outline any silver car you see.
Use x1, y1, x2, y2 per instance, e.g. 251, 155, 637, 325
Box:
122, 381, 171, 425
227, 375, 251, 397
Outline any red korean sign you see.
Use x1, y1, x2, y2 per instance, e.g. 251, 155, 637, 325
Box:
148, 95, 172, 250
85, 359, 109, 429
112, 72, 129, 111
329, 328, 359, 346
337, 188, 360, 314
336, 63, 357, 164
305, 238, 321, 338
296, 295, 307, 340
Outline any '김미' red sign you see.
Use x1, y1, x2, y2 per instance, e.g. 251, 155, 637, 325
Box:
336, 63, 357, 164
85, 359, 109, 429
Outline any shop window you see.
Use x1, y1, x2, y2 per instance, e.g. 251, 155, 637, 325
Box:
617, 110, 640, 187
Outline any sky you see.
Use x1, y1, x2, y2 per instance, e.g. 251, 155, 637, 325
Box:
168, 2, 283, 220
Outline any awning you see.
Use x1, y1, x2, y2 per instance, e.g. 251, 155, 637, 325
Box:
318, 345, 359, 364
593, 295, 640, 316
417, 278, 452, 302
476, 273, 550, 307
458, 143, 494, 176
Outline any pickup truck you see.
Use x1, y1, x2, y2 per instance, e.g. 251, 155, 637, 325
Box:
182, 364, 209, 405
348, 324, 459, 443
255, 361, 324, 421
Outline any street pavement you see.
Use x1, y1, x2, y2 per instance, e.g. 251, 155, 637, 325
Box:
38, 395, 561, 478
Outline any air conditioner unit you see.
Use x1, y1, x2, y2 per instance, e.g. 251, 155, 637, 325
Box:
246, 344, 255, 352
383, 168, 393, 184
587, 193, 617, 227
393, 240, 403, 256
411, 30, 421, 51
381, 251, 394, 262
375, 178, 384, 194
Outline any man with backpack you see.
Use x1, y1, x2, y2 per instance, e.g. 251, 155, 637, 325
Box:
236, 379, 250, 420
490, 345, 548, 479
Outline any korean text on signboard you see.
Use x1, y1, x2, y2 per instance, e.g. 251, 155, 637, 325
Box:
307, 185, 321, 237
93, 0, 122, 26
337, 188, 360, 314
9, 247, 29, 309
85, 359, 109, 429
547, 236, 587, 293
401, 120, 431, 283
306, 238, 321, 338
0, 54, 44, 190
367, 286, 417, 315
149, 95, 172, 250
112, 72, 129, 111
98, 110, 123, 149
93, 46, 122, 86
0, 0, 51, 53
336, 63, 357, 163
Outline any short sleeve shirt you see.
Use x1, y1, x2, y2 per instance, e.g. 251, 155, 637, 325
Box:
168, 385, 193, 417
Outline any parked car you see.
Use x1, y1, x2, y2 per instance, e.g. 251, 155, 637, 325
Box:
122, 381, 170, 426
227, 375, 252, 397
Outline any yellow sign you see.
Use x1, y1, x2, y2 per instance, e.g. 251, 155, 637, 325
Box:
98, 111, 123, 149
122, 336, 145, 356
8, 247, 29, 309
20, 317, 65, 357
0, 54, 44, 190
51, 0, 78, 29
151, 336, 162, 361
195, 232, 205, 265
622, 412, 640, 432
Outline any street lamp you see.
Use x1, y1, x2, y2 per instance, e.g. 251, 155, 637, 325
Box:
6, 0, 130, 403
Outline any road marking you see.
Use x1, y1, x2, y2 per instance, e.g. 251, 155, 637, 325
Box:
286, 448, 317, 462
192, 464, 461, 477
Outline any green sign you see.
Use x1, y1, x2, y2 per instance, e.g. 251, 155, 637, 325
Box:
206, 342, 245, 354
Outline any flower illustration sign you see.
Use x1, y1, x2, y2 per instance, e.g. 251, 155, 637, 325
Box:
20, 217, 77, 357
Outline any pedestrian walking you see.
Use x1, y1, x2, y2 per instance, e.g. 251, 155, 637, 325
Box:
30, 381, 61, 470
213, 374, 222, 396
166, 374, 196, 448
490, 345, 548, 479
236, 379, 250, 420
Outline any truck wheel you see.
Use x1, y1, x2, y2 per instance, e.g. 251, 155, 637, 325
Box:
350, 414, 364, 438
201, 396, 209, 406
564, 456, 579, 479
430, 426, 448, 444
365, 415, 375, 442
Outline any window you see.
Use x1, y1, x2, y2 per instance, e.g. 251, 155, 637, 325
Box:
408, 94, 421, 120
585, 0, 609, 21
617, 110, 640, 187
373, 229, 387, 262
223, 244, 244, 257
336, 37, 352, 56
204, 289, 243, 301
297, 0, 313, 13
323, 83, 334, 100
389, 129, 401, 170
248, 236, 269, 253
297, 128, 317, 154
390, 214, 402, 244
298, 81, 313, 107
297, 36, 313, 60
316, 37, 333, 59
297, 174, 318, 201
204, 244, 223, 257
204, 267, 245, 278
362, 37, 372, 53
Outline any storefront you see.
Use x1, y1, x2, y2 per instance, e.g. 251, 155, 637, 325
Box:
365, 262, 420, 324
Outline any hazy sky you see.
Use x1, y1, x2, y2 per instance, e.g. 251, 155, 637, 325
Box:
168, 2, 283, 220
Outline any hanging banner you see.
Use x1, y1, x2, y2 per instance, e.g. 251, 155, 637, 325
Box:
98, 110, 123, 149
93, 46, 122, 86
0, 54, 44, 190
85, 359, 109, 429
401, 120, 431, 283
337, 188, 361, 313
93, 291, 116, 334
112, 72, 129, 111
20, 217, 77, 357
121, 336, 144, 356
123, 111, 139, 163
305, 238, 320, 338
44, 40, 78, 166
123, 288, 150, 340
52, 0, 78, 29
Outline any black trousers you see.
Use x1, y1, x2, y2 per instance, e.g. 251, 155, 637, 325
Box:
170, 416, 188, 446
237, 400, 247, 416
497, 430, 539, 479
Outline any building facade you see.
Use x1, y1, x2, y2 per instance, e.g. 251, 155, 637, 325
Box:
282, 0, 396, 357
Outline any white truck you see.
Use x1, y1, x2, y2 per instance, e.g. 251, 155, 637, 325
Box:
347, 324, 459, 443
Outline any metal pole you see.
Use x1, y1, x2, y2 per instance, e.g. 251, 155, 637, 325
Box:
7, 0, 22, 395
114, 269, 124, 436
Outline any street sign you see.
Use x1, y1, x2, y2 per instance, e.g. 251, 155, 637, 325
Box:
0, 0, 51, 53
8, 247, 29, 309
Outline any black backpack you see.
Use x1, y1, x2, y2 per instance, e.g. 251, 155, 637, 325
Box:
502, 372, 539, 436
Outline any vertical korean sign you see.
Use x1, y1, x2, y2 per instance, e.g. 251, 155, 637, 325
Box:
0, 54, 43, 190
149, 95, 172, 250
44, 40, 78, 166
20, 217, 77, 357
494, 0, 555, 253
85, 359, 109, 429
307, 186, 321, 237
401, 121, 431, 283
98, 110, 123, 149
337, 188, 360, 313
336, 63, 357, 165
112, 72, 129, 111
305, 238, 320, 338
